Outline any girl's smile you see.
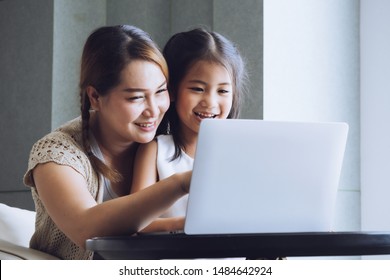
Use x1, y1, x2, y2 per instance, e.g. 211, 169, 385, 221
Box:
176, 60, 233, 135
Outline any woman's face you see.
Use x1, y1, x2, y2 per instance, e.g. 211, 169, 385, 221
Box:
175, 60, 233, 136
95, 60, 169, 144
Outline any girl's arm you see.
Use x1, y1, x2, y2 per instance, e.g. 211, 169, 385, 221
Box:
131, 140, 185, 233
131, 140, 159, 194
33, 162, 190, 248
138, 216, 185, 233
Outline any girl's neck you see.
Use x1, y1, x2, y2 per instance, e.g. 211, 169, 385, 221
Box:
179, 125, 198, 158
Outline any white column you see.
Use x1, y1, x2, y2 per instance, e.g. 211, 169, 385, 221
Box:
264, 0, 360, 233
361, 0, 390, 233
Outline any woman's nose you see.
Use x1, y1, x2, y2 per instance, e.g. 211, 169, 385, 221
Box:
144, 98, 159, 117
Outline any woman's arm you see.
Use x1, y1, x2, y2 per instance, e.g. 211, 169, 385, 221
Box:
33, 162, 190, 248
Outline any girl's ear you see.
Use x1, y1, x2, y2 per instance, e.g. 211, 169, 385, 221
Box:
86, 86, 100, 111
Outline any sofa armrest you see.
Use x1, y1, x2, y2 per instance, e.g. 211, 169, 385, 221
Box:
0, 239, 59, 260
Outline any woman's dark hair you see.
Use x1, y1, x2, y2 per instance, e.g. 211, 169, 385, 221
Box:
79, 25, 168, 182
159, 27, 248, 160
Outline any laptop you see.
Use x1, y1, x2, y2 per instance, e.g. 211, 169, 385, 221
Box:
183, 119, 348, 235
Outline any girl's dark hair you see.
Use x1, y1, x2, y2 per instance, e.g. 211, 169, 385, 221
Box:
79, 25, 168, 182
158, 27, 248, 160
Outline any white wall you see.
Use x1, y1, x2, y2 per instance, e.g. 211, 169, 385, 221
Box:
264, 0, 360, 234
361, 0, 390, 234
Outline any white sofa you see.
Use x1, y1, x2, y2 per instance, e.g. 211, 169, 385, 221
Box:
0, 203, 59, 259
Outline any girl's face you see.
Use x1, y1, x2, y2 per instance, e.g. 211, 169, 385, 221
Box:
175, 60, 233, 136
93, 60, 169, 144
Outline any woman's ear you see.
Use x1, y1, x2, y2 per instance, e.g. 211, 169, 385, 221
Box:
86, 86, 100, 111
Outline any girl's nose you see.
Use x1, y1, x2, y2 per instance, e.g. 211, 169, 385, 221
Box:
200, 92, 218, 108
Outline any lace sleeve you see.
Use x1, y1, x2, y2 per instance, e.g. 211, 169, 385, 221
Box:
23, 131, 91, 188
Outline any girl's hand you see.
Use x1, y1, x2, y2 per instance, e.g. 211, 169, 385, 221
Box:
172, 216, 185, 231
178, 171, 192, 194
138, 216, 185, 233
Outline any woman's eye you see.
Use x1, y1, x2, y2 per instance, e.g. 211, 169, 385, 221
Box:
156, 88, 167, 94
128, 96, 145, 102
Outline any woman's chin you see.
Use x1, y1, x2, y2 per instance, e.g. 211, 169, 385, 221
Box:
136, 133, 157, 144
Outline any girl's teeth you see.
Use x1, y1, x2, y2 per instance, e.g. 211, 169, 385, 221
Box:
196, 112, 216, 118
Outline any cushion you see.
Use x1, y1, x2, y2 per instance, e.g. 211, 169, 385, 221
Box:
0, 239, 59, 260
0, 203, 35, 247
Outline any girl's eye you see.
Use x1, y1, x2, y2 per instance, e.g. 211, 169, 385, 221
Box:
189, 87, 204, 92
219, 89, 229, 94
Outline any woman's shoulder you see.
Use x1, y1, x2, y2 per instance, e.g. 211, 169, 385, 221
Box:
55, 116, 83, 143
24, 117, 89, 187
32, 117, 84, 153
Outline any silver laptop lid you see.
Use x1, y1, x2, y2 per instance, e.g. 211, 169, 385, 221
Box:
184, 119, 348, 235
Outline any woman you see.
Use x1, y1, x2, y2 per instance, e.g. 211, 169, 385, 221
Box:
23, 25, 191, 260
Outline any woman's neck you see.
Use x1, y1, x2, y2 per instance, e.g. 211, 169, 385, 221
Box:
90, 113, 137, 169
90, 113, 138, 196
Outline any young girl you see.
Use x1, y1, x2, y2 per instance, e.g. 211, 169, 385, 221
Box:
131, 28, 248, 232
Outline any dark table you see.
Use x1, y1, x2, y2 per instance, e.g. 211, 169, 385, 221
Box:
86, 231, 390, 260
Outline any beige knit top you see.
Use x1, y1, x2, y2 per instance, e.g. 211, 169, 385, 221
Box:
23, 117, 104, 260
